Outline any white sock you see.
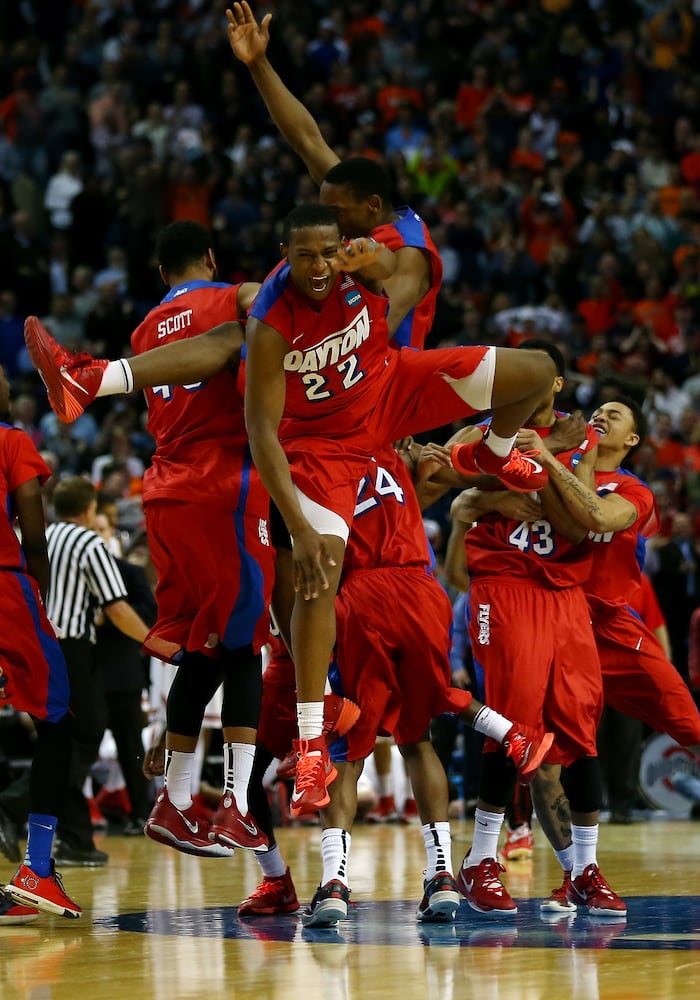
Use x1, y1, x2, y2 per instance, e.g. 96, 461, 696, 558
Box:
257, 843, 286, 878
471, 705, 512, 744
422, 821, 453, 880
571, 823, 598, 878
297, 701, 324, 741
222, 742, 256, 814
164, 749, 195, 810
482, 430, 516, 458
465, 808, 505, 866
98, 359, 134, 396
555, 844, 575, 873
321, 827, 351, 886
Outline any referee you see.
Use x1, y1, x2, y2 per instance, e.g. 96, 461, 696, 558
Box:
45, 476, 150, 866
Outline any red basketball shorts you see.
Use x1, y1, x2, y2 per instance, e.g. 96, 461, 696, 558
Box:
469, 579, 602, 765
0, 571, 70, 722
331, 566, 472, 761
594, 605, 700, 747
143, 499, 275, 662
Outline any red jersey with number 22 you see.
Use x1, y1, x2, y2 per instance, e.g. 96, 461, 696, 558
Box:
249, 264, 393, 440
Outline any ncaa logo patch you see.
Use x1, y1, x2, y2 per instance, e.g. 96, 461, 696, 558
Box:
345, 290, 362, 307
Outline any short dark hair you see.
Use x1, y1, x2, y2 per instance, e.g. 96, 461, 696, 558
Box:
53, 476, 97, 518
156, 221, 212, 274
517, 337, 566, 377
282, 203, 340, 245
323, 157, 393, 203
609, 394, 648, 451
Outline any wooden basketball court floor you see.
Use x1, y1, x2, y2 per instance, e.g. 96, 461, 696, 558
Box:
1, 816, 698, 1000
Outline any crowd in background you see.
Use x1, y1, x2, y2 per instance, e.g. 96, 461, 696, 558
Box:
1, 1, 699, 740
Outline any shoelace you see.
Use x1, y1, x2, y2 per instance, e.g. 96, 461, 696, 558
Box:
503, 449, 542, 474
295, 740, 324, 792
477, 860, 507, 889
584, 866, 616, 898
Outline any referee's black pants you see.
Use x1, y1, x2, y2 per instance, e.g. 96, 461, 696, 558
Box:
57, 638, 108, 850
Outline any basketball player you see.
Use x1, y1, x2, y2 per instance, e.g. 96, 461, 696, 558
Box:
226, 1, 440, 351
244, 204, 555, 817
0, 365, 81, 922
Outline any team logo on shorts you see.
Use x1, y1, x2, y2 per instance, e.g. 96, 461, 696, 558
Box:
345, 290, 362, 307
477, 604, 490, 645
258, 518, 270, 546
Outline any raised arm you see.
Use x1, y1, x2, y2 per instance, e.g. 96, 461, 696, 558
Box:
227, 3, 340, 185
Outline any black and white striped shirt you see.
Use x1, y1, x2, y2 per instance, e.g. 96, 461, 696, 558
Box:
46, 521, 128, 642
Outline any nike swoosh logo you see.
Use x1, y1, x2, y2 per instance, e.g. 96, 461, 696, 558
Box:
292, 333, 304, 344
60, 366, 90, 395
177, 811, 199, 834
290, 790, 305, 805
464, 880, 474, 893
240, 820, 259, 836
524, 457, 543, 473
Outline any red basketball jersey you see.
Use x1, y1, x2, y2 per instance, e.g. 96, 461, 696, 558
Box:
466, 422, 599, 587
249, 265, 393, 439
344, 446, 430, 573
371, 206, 442, 350
585, 469, 660, 608
0, 423, 51, 570
131, 280, 267, 516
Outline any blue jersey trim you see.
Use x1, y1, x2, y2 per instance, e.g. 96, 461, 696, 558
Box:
161, 279, 234, 304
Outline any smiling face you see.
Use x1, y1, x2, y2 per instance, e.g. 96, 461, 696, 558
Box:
282, 224, 343, 301
590, 401, 639, 453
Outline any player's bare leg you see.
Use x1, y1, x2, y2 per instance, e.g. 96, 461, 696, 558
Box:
289, 536, 345, 818
449, 347, 557, 492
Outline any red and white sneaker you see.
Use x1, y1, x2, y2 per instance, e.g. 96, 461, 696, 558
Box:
323, 692, 360, 742
24, 316, 108, 423
289, 736, 337, 818
540, 871, 577, 914
401, 797, 420, 823
0, 889, 39, 924
145, 789, 234, 858
499, 823, 534, 862
6, 863, 81, 918
451, 440, 549, 493
365, 795, 400, 823
503, 726, 554, 784
276, 694, 361, 781
238, 868, 299, 916
456, 856, 517, 917
208, 795, 269, 851
566, 864, 627, 917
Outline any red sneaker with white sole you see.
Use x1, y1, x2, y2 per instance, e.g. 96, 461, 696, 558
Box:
566, 864, 627, 917
451, 440, 549, 493
456, 856, 517, 917
0, 889, 39, 924
540, 871, 576, 914
208, 795, 268, 851
238, 868, 299, 916
6, 863, 81, 918
289, 736, 337, 818
499, 823, 534, 862
24, 316, 108, 423
145, 789, 234, 858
